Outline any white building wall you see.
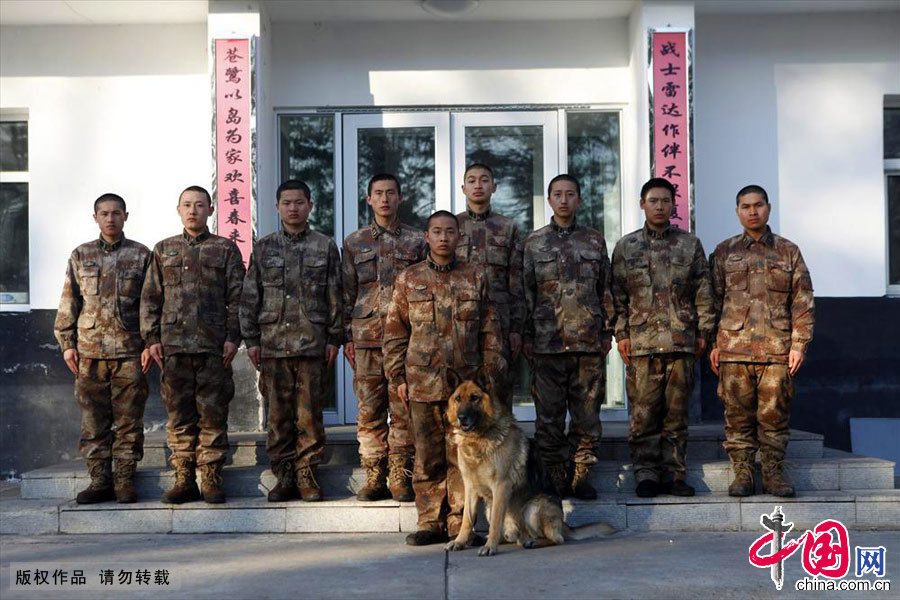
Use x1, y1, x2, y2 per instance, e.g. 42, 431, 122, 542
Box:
0, 24, 209, 309
694, 11, 900, 297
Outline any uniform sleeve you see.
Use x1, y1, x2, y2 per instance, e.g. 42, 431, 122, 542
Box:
598, 239, 615, 343
479, 274, 507, 375
610, 241, 629, 342
709, 249, 725, 350
341, 239, 358, 345
224, 244, 247, 346
54, 253, 82, 352
790, 248, 815, 354
507, 222, 526, 337
522, 240, 536, 346
140, 246, 165, 348
239, 248, 263, 348
326, 239, 343, 348
692, 239, 716, 340
382, 272, 411, 387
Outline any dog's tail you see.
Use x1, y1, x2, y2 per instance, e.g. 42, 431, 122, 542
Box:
562, 522, 617, 541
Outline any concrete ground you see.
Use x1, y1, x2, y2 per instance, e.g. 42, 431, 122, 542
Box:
1, 531, 897, 599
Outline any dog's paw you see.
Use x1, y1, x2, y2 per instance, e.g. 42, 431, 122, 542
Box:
445, 540, 469, 552
477, 545, 499, 557
522, 538, 537, 549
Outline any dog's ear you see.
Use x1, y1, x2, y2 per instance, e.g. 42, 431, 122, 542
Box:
446, 368, 462, 393
475, 366, 491, 394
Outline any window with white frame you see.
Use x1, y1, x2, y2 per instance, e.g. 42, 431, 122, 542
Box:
0, 111, 29, 308
885, 97, 900, 296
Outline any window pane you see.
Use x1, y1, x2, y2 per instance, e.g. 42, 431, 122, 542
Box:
885, 108, 900, 160
357, 127, 435, 231
567, 112, 622, 246
464, 125, 543, 233
0, 121, 28, 171
279, 114, 335, 236
889, 176, 900, 285
0, 182, 29, 304
567, 111, 624, 407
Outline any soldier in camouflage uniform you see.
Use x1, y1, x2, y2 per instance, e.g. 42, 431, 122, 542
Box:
54, 193, 152, 504
611, 178, 715, 498
141, 185, 245, 504
523, 174, 614, 500
454, 163, 524, 410
384, 211, 505, 546
710, 185, 814, 497
342, 174, 425, 502
242, 179, 342, 502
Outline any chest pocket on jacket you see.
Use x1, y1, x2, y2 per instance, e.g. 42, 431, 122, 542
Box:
625, 256, 651, 288
118, 269, 144, 297
394, 248, 421, 269
162, 251, 182, 286
487, 241, 509, 267
261, 255, 284, 286
79, 266, 100, 296
534, 252, 559, 282
670, 253, 693, 287
724, 257, 748, 291
766, 262, 792, 293
354, 250, 377, 285
304, 253, 328, 285
580, 249, 604, 280
408, 289, 434, 323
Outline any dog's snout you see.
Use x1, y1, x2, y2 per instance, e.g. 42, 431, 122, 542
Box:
458, 408, 479, 430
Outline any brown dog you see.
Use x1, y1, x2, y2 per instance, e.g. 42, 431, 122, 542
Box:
444, 370, 615, 556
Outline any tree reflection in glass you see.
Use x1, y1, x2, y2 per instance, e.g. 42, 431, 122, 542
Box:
279, 114, 335, 236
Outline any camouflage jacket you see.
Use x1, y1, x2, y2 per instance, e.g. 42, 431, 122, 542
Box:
141, 229, 245, 355
341, 220, 425, 349
454, 207, 525, 338
241, 227, 343, 358
54, 236, 151, 358
383, 255, 505, 403
710, 227, 815, 364
523, 218, 614, 354
611, 224, 715, 356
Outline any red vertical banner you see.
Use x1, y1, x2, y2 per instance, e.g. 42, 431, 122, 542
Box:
651, 31, 691, 231
215, 39, 252, 265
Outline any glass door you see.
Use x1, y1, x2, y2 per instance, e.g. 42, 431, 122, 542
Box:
452, 111, 559, 421
340, 112, 451, 422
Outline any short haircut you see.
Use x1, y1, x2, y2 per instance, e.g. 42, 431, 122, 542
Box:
640, 177, 676, 201
179, 185, 212, 205
94, 193, 126, 214
548, 174, 581, 197
426, 210, 459, 229
736, 184, 769, 205
464, 163, 494, 179
277, 179, 312, 202
367, 173, 401, 197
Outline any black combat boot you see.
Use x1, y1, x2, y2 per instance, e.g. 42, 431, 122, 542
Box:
268, 460, 299, 502
405, 530, 448, 546
199, 462, 226, 504
76, 458, 115, 504
388, 454, 415, 502
635, 479, 659, 498
660, 479, 695, 497
357, 456, 390, 501
113, 459, 138, 504
570, 463, 598, 500
161, 459, 201, 504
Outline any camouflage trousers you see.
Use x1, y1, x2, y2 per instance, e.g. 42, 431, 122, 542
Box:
627, 353, 694, 484
531, 353, 605, 467
354, 348, 413, 459
409, 401, 463, 537
75, 357, 148, 460
718, 362, 793, 462
260, 357, 327, 470
161, 353, 234, 467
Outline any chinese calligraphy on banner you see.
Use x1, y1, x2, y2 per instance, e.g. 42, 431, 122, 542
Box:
651, 31, 691, 231
215, 39, 252, 265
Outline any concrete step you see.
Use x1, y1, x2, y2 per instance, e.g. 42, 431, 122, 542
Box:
3, 490, 898, 535
140, 424, 825, 467
20, 449, 894, 501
